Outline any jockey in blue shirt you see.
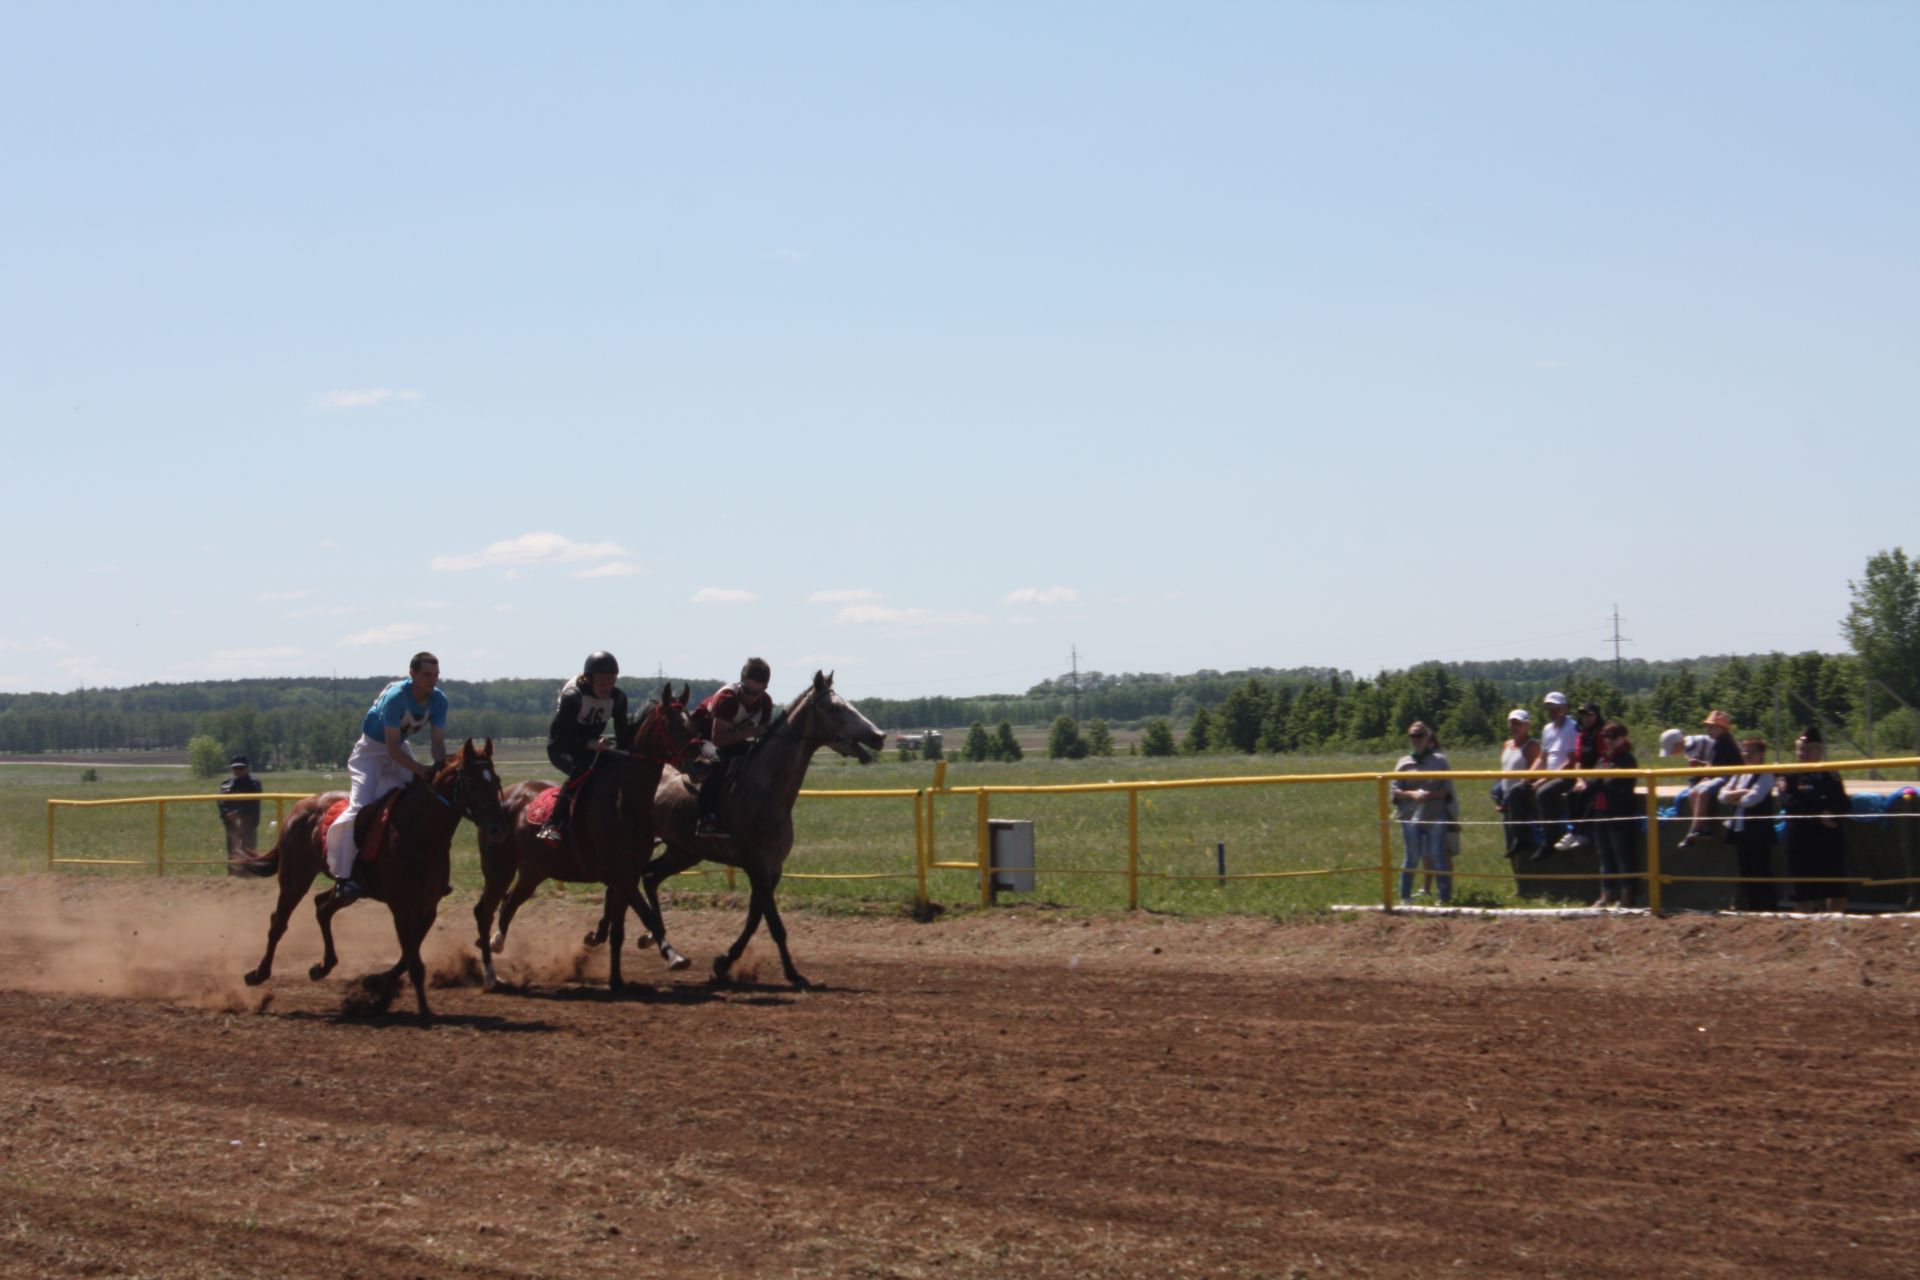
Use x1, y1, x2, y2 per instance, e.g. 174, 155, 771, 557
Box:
326, 651, 449, 901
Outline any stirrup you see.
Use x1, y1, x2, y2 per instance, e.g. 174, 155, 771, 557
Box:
333, 877, 369, 905
535, 823, 564, 843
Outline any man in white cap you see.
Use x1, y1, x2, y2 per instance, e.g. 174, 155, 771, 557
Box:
1533, 692, 1585, 849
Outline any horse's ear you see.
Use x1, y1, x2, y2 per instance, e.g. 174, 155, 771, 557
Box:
483, 737, 494, 758
462, 737, 477, 759
659, 680, 673, 703
814, 669, 830, 691
677, 682, 690, 705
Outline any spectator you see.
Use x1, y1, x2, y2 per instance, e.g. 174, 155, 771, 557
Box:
1585, 721, 1640, 908
1391, 721, 1454, 905
1560, 700, 1606, 850
1533, 692, 1582, 849
1677, 710, 1743, 848
217, 753, 263, 865
1778, 725, 1850, 912
1494, 709, 1544, 860
1718, 738, 1779, 912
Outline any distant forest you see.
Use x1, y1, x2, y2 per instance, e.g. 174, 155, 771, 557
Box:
0, 650, 1895, 767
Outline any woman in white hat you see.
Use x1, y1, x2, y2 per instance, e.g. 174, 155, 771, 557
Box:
1494, 709, 1544, 860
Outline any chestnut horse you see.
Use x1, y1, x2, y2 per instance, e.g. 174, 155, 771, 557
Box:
477, 685, 697, 992
240, 739, 507, 1025
629, 671, 884, 989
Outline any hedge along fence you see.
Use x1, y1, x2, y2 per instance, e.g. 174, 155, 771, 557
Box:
45, 757, 1920, 913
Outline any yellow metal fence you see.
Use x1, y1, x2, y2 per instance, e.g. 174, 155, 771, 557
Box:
46, 756, 1920, 912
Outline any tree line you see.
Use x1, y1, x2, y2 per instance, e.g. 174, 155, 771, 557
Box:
9, 546, 1919, 766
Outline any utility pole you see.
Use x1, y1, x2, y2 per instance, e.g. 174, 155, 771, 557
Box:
1070, 644, 1081, 722
1607, 605, 1631, 684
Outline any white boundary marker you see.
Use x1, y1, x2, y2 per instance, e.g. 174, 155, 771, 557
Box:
1331, 903, 1920, 920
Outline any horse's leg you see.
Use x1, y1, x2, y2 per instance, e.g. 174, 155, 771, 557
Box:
492, 868, 544, 955
638, 846, 699, 971
244, 850, 320, 986
472, 856, 512, 991
584, 887, 614, 949
712, 866, 768, 985
604, 876, 628, 993
398, 906, 435, 1027
759, 869, 810, 990
310, 887, 350, 981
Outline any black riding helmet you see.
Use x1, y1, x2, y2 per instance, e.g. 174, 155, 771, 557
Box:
584, 651, 619, 677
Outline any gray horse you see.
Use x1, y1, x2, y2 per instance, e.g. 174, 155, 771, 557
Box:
630, 670, 885, 989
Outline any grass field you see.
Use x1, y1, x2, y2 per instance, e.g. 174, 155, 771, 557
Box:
2, 746, 1730, 916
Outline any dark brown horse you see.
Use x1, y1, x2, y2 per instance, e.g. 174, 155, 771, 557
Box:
240, 739, 507, 1025
476, 686, 696, 992
633, 671, 885, 989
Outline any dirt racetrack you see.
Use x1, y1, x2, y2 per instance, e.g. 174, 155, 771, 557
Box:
2, 875, 1919, 1278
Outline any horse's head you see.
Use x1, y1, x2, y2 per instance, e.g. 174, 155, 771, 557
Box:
791, 670, 886, 764
438, 738, 508, 842
630, 682, 698, 768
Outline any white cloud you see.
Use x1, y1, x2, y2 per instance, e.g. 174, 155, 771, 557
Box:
338, 622, 431, 647
0, 635, 70, 655
285, 603, 365, 619
838, 605, 988, 627
256, 588, 312, 603
313, 388, 424, 410
1006, 615, 1036, 626
573, 562, 641, 579
1004, 586, 1079, 606
431, 531, 629, 572
211, 646, 303, 662
808, 588, 879, 604
693, 587, 757, 604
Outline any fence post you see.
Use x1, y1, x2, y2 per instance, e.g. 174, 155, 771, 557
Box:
1377, 775, 1395, 909
46, 801, 55, 869
975, 790, 992, 907
1127, 789, 1140, 911
1643, 766, 1663, 914
156, 799, 167, 876
913, 791, 928, 909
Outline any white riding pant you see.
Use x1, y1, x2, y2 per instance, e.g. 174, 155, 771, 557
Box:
325, 735, 418, 878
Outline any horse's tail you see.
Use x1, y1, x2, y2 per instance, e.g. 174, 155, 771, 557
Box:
229, 840, 282, 878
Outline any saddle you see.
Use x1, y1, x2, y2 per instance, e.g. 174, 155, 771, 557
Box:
525, 765, 600, 826
318, 790, 403, 864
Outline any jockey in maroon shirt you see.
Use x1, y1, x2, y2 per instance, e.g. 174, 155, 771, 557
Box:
688, 656, 774, 837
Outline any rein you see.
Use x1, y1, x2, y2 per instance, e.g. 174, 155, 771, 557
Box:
622, 702, 698, 770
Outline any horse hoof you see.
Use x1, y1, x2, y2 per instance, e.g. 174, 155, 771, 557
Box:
243, 969, 266, 987
307, 963, 329, 982
489, 931, 506, 952
664, 949, 690, 971
634, 932, 656, 949
581, 931, 602, 949
789, 974, 813, 991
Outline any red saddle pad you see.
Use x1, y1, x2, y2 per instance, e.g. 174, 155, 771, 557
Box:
318, 793, 398, 864
525, 787, 561, 827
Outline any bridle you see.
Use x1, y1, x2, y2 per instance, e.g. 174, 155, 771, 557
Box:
628, 699, 700, 770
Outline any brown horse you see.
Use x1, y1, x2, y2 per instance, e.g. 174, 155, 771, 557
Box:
631, 671, 885, 989
476, 686, 696, 992
240, 739, 507, 1025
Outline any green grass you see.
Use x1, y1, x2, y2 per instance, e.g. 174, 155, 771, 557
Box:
8, 748, 1722, 917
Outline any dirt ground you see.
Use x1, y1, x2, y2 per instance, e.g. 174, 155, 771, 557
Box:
2, 876, 1918, 1278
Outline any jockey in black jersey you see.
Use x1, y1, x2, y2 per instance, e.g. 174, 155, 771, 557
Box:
536, 651, 629, 843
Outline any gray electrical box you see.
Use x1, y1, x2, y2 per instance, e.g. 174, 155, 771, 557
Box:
989, 819, 1036, 893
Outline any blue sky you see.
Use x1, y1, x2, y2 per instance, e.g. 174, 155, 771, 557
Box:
3, 2, 1915, 700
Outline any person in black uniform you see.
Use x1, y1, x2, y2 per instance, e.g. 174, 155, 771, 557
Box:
218, 753, 264, 865
536, 652, 629, 843
1778, 724, 1851, 912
